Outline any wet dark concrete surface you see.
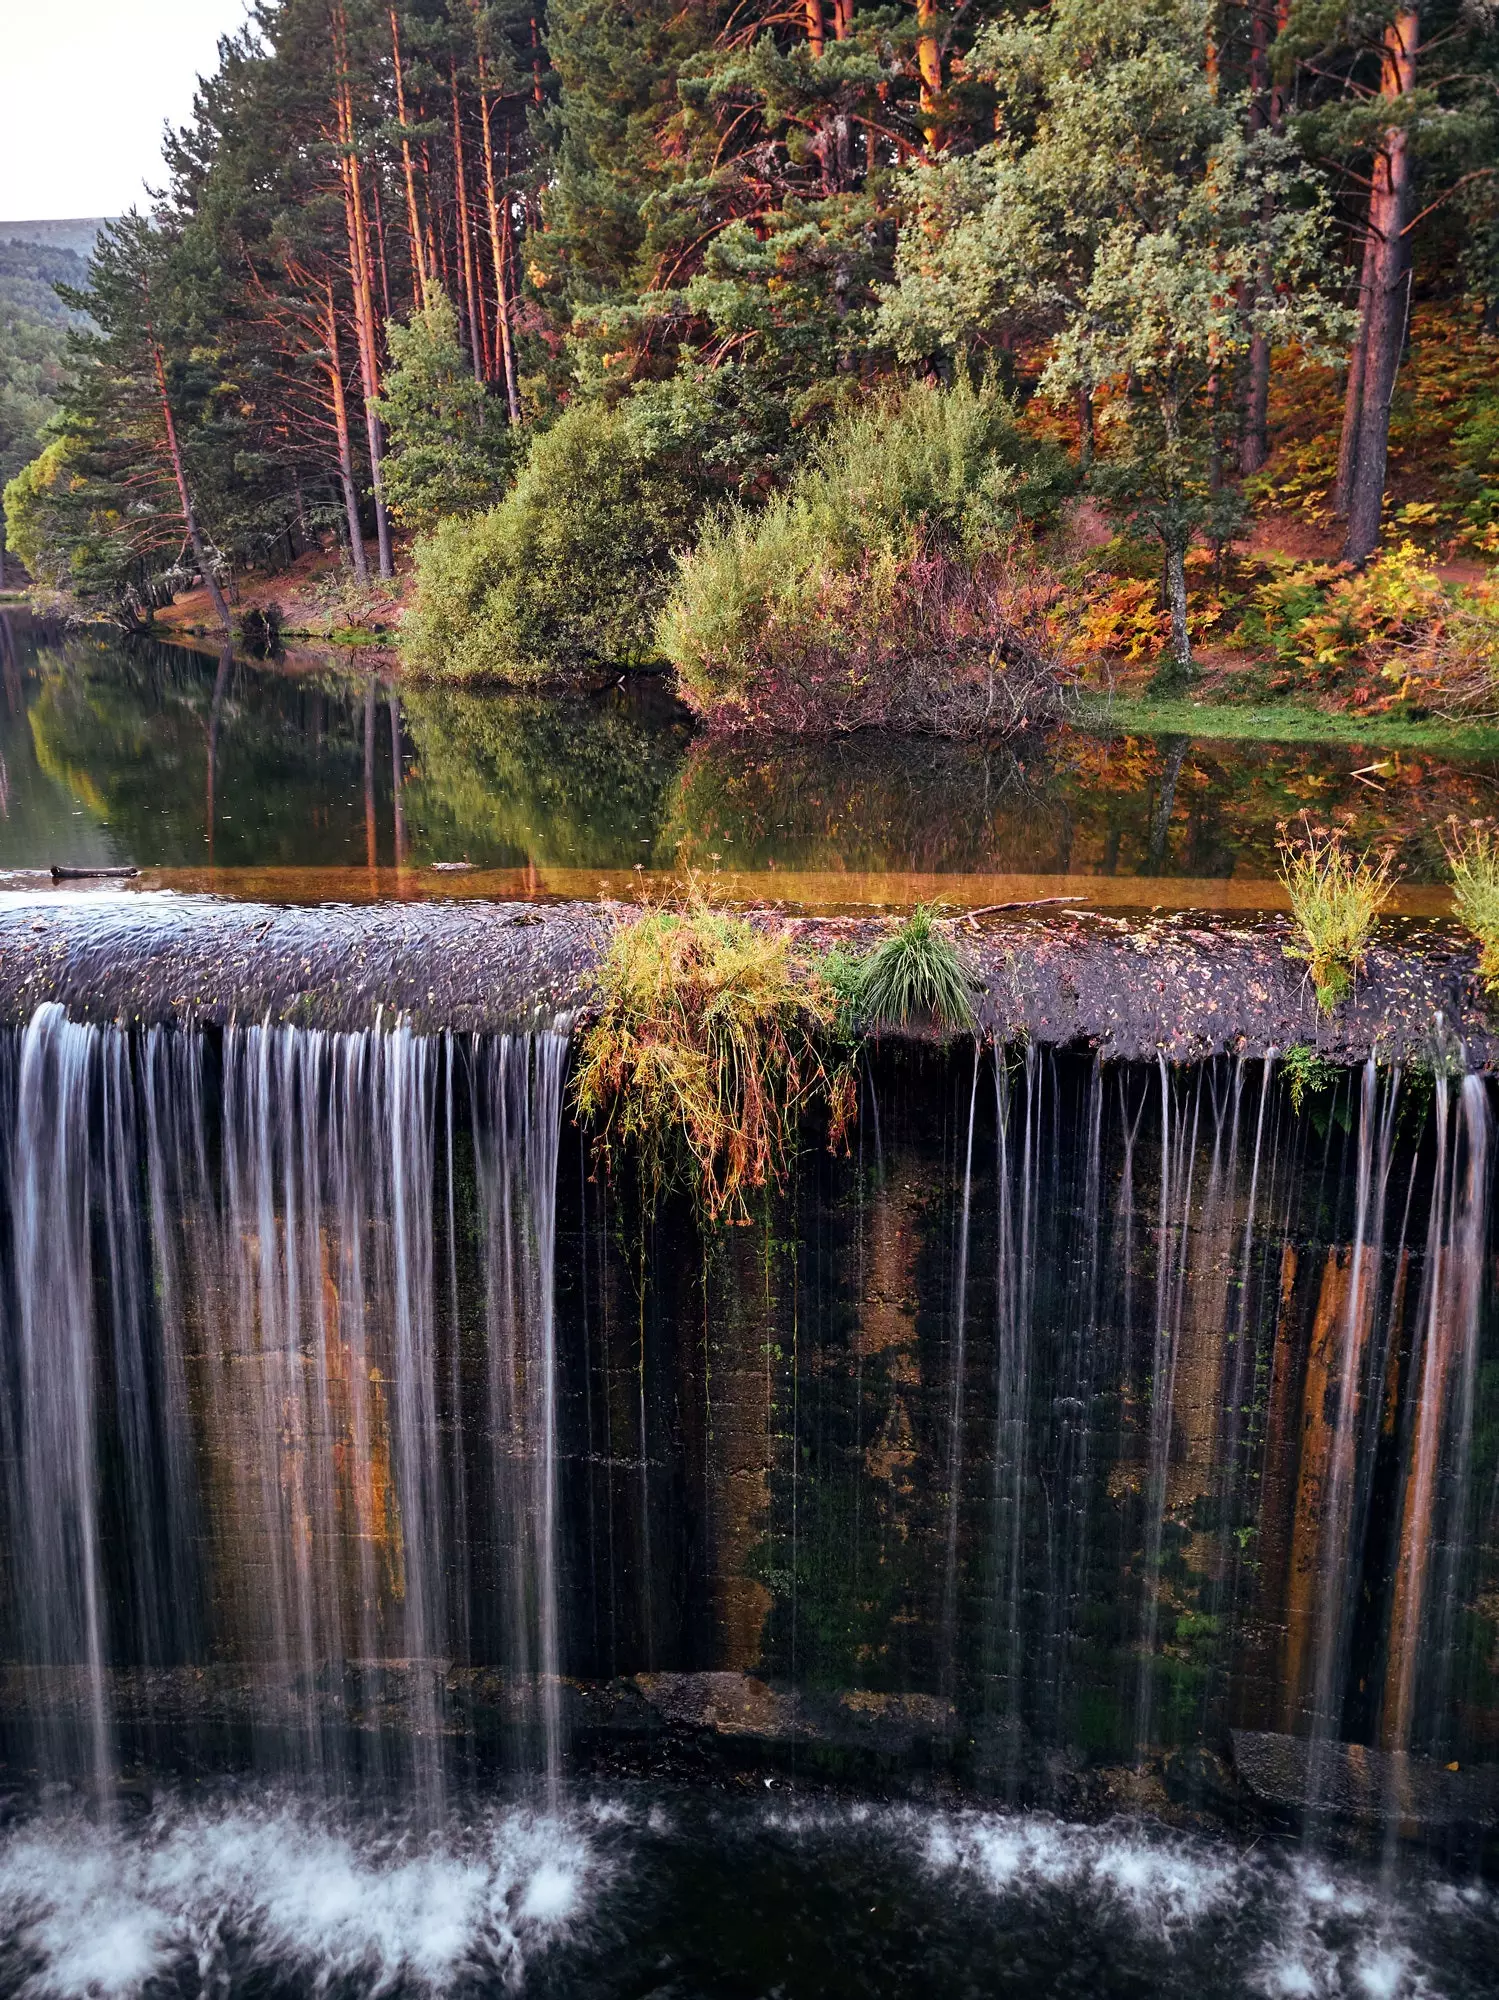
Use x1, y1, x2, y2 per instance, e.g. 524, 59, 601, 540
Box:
0, 891, 1492, 1064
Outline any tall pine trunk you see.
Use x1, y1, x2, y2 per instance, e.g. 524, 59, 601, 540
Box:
471, 4, 522, 424
1341, 10, 1418, 566
915, 0, 943, 150
323, 287, 370, 585
451, 63, 484, 383
333, 2, 393, 579
805, 0, 825, 57
390, 6, 427, 305
145, 289, 232, 639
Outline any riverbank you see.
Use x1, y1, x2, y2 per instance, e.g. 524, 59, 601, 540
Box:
0, 892, 1489, 1065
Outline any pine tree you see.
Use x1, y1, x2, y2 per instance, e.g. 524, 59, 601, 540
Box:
375, 279, 514, 525
1280, 0, 1499, 563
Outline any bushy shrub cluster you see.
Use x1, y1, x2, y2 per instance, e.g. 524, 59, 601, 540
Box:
402, 401, 701, 683
657, 379, 1076, 735
572, 895, 855, 1220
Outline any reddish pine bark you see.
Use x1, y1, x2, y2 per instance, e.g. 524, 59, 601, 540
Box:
1341, 10, 1420, 566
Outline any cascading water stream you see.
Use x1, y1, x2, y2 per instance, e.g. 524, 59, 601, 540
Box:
0, 1007, 572, 1816
6, 1005, 112, 1812
471, 1031, 570, 1808
939, 1041, 981, 1696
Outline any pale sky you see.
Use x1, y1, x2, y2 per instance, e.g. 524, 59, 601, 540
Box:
0, 0, 253, 221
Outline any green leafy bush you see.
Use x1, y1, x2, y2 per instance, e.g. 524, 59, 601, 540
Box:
572, 894, 854, 1220
658, 379, 1074, 735
402, 400, 701, 683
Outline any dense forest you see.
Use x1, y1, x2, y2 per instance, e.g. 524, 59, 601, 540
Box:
4, 0, 1499, 732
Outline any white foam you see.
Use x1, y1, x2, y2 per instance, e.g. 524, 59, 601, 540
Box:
923, 1812, 1238, 1934
0, 1799, 597, 1999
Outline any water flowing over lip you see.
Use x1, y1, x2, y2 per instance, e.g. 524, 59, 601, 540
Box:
0, 1797, 598, 1998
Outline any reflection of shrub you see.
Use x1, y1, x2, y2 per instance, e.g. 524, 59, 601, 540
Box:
400, 687, 689, 868
659, 380, 1075, 737
572, 895, 854, 1220
849, 908, 976, 1034
1279, 819, 1395, 1012
1445, 819, 1499, 996
403, 402, 700, 683
663, 732, 1067, 875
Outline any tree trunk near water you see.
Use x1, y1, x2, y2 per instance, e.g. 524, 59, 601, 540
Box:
1165, 540, 1192, 673
1332, 224, 1380, 518
146, 298, 232, 640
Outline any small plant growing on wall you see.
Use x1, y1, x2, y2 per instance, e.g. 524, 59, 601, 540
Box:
572, 893, 855, 1221
1278, 818, 1395, 1014
1281, 1043, 1337, 1114
1444, 819, 1499, 999
847, 907, 977, 1035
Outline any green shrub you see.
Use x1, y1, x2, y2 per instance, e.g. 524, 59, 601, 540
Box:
402, 400, 701, 683
848, 908, 977, 1035
1279, 820, 1396, 1013
658, 379, 1074, 735
2, 436, 77, 586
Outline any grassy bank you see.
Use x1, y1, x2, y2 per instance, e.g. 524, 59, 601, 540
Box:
1080, 694, 1499, 756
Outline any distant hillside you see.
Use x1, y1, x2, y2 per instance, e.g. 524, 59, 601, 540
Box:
0, 219, 111, 261
0, 241, 90, 329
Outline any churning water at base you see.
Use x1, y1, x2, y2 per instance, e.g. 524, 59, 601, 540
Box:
0, 1788, 1494, 1999
0, 1795, 592, 1997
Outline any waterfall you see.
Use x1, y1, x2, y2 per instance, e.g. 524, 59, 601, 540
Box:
470, 1031, 570, 1806
0, 1011, 1494, 1836
0, 1008, 571, 1812
985, 1044, 1040, 1788
4, 1006, 112, 1810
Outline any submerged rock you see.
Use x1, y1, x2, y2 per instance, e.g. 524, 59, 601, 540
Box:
1231, 1728, 1499, 1831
